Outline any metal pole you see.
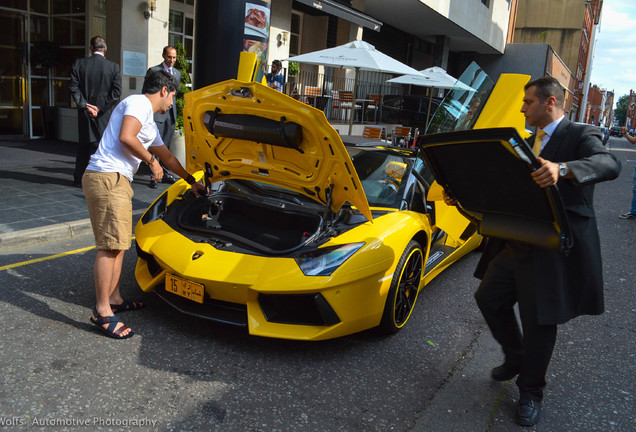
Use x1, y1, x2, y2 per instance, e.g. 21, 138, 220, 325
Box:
425, 87, 434, 133
348, 67, 360, 135
578, 15, 599, 123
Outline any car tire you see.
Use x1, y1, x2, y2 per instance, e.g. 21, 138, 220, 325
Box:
378, 240, 423, 334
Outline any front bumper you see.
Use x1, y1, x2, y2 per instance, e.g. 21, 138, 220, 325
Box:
134, 221, 395, 341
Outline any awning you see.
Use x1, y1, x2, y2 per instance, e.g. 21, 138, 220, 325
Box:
295, 0, 382, 32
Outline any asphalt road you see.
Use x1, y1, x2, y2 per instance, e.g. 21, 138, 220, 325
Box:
0, 136, 634, 431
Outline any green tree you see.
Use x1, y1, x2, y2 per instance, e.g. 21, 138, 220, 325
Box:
174, 41, 191, 133
614, 94, 629, 126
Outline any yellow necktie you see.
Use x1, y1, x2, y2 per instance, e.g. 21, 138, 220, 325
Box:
533, 129, 546, 156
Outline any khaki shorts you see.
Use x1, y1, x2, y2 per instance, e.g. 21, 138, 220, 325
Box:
83, 170, 134, 250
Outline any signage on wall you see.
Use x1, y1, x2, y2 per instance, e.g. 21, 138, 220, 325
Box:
122, 50, 147, 77
243, 0, 271, 83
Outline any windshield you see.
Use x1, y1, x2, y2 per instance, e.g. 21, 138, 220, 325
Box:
426, 62, 494, 134
347, 147, 411, 208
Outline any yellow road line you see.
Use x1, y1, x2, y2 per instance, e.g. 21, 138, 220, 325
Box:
1, 236, 138, 272
0, 245, 97, 271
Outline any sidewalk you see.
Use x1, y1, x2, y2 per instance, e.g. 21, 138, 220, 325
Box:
0, 138, 173, 250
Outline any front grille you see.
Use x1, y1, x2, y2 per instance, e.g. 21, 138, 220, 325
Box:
259, 293, 340, 326
156, 286, 248, 327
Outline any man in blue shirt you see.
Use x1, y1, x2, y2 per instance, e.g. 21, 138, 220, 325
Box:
266, 59, 284, 92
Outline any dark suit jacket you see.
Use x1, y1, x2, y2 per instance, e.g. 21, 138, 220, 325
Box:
146, 63, 181, 125
68, 54, 121, 143
475, 118, 621, 325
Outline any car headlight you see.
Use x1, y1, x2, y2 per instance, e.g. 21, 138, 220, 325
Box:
141, 192, 168, 224
295, 242, 364, 276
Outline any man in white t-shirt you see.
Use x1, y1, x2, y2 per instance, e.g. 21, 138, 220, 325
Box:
83, 69, 205, 339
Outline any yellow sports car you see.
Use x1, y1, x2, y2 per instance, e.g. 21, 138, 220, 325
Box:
134, 63, 529, 340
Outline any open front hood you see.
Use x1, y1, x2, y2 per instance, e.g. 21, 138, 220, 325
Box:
183, 80, 372, 222
418, 127, 572, 254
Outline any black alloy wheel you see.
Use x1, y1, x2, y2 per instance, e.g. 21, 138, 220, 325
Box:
379, 240, 423, 334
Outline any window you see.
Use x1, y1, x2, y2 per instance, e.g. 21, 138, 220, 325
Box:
168, 5, 194, 76
290, 11, 302, 56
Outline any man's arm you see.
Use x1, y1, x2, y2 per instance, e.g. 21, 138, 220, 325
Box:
104, 64, 122, 112
68, 60, 86, 109
148, 144, 206, 196
620, 127, 636, 145
274, 74, 284, 91
564, 128, 621, 185
532, 126, 620, 188
119, 115, 164, 181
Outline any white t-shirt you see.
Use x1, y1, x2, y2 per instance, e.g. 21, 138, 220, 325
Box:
87, 94, 164, 182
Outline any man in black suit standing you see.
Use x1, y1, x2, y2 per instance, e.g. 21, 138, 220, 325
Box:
471, 76, 621, 426
144, 45, 181, 188
69, 36, 121, 187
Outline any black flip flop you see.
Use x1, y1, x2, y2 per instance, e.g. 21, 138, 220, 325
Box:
110, 299, 144, 314
90, 309, 134, 339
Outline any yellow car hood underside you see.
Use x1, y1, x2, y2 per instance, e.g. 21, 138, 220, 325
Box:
183, 80, 372, 221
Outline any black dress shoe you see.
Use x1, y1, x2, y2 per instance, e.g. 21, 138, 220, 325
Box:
491, 362, 522, 381
149, 179, 158, 189
162, 173, 177, 184
516, 399, 541, 426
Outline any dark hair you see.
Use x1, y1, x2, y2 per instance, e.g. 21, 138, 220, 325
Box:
162, 45, 176, 56
90, 36, 107, 52
525, 76, 564, 107
142, 69, 179, 94
272, 59, 282, 68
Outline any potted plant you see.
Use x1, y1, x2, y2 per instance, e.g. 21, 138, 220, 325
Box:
172, 41, 191, 166
287, 61, 299, 97
288, 61, 299, 78
174, 40, 191, 134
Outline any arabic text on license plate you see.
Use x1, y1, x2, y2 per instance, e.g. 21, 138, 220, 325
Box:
166, 274, 204, 304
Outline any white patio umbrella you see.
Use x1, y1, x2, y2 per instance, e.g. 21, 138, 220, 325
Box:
387, 66, 473, 128
285, 40, 424, 134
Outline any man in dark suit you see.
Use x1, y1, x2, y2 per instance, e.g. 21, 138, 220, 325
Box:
69, 36, 121, 187
144, 45, 181, 188
472, 76, 621, 426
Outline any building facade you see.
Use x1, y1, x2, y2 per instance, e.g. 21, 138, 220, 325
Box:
586, 85, 602, 126
0, 0, 195, 140
0, 0, 528, 140
513, 0, 603, 121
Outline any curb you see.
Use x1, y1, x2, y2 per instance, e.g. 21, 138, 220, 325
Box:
0, 209, 146, 251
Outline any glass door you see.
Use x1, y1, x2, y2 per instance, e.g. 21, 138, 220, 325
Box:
0, 10, 27, 136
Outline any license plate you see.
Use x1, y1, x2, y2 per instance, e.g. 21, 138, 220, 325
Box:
165, 274, 205, 304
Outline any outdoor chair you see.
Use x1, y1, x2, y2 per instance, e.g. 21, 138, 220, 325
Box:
330, 90, 340, 121
362, 126, 387, 141
391, 126, 412, 147
365, 94, 382, 123
338, 91, 361, 122
303, 86, 322, 106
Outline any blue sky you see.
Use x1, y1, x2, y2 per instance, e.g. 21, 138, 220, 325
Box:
589, 0, 636, 102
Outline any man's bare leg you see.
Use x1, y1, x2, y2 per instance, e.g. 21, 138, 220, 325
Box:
93, 249, 131, 337
107, 249, 126, 306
